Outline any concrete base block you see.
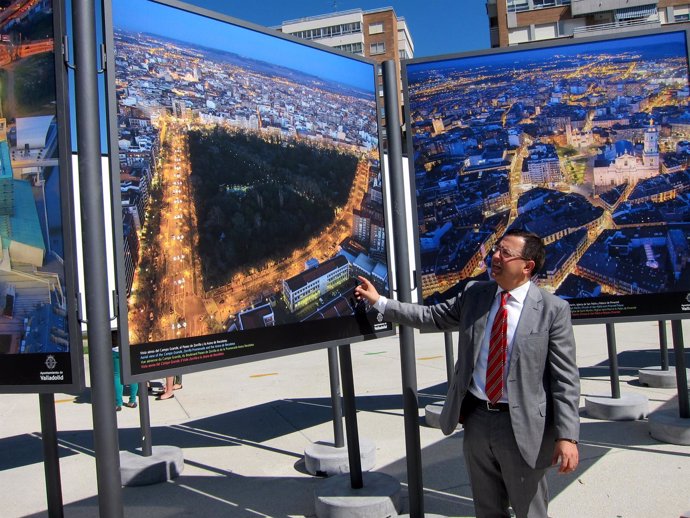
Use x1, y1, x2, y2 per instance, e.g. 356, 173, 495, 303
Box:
305, 438, 376, 477
314, 472, 401, 518
639, 366, 690, 389
649, 408, 690, 445
584, 393, 648, 421
424, 401, 444, 429
119, 445, 184, 486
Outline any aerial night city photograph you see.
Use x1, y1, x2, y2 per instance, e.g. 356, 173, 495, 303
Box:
0, 0, 71, 358
111, 0, 388, 356
406, 30, 690, 317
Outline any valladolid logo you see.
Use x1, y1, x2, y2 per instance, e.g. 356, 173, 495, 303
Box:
682, 293, 690, 311
45, 355, 57, 370
40, 355, 64, 382
373, 311, 387, 331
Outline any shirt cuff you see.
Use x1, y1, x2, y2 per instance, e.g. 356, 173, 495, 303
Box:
373, 295, 388, 313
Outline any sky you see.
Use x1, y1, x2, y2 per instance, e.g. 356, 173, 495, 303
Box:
406, 29, 689, 77
177, 0, 491, 58
113, 0, 379, 92
74, 0, 493, 152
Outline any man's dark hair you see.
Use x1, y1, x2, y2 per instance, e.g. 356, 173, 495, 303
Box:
503, 228, 545, 275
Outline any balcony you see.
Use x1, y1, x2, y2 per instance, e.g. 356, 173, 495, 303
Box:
490, 26, 500, 47
572, 15, 661, 37
507, 0, 570, 13
571, 0, 657, 16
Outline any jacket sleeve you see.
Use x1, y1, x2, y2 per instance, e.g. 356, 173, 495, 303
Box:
383, 295, 464, 333
547, 299, 581, 442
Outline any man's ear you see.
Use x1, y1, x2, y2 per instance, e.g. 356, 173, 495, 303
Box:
524, 259, 535, 276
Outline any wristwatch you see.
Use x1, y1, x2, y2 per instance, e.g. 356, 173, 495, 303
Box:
557, 438, 578, 444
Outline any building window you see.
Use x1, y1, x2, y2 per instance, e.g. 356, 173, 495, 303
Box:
507, 0, 570, 11
369, 22, 384, 34
534, 21, 557, 40
507, 0, 529, 12
370, 42, 385, 55
399, 49, 410, 60
508, 26, 530, 45
674, 5, 690, 22
334, 42, 363, 55
292, 21, 362, 41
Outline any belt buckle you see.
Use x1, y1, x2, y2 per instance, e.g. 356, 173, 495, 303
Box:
485, 401, 500, 412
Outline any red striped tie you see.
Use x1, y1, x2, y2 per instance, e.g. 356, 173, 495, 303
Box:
486, 291, 509, 404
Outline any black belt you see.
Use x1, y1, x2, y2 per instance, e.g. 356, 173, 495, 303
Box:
465, 391, 510, 413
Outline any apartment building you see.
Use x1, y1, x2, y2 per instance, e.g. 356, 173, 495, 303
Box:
280, 7, 414, 133
487, 0, 690, 47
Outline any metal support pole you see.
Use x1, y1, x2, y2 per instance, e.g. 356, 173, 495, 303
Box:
383, 59, 424, 518
671, 320, 690, 419
658, 320, 669, 371
444, 332, 454, 384
605, 323, 620, 399
328, 347, 345, 448
39, 394, 64, 518
137, 382, 152, 456
339, 344, 363, 489
72, 1, 124, 516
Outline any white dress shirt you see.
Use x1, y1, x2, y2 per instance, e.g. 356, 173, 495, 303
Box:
469, 281, 530, 403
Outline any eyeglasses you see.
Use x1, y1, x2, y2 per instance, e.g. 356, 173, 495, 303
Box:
490, 245, 528, 261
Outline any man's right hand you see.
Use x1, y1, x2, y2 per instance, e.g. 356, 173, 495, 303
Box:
354, 276, 380, 305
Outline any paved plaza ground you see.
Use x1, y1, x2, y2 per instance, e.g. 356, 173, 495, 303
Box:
1, 321, 690, 517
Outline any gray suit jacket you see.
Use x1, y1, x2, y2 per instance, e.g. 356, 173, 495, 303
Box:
384, 280, 580, 469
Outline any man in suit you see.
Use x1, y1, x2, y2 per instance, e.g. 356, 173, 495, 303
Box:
354, 229, 579, 518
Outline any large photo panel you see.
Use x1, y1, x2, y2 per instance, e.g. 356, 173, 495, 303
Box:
0, 0, 82, 392
104, 0, 393, 382
403, 28, 690, 324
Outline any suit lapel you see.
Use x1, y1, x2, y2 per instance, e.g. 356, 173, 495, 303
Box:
472, 282, 498, 365
509, 282, 543, 371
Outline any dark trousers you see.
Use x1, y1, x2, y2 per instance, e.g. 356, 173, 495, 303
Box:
462, 403, 548, 518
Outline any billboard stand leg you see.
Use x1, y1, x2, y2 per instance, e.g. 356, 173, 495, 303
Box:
313, 345, 401, 517
670, 320, 690, 418
649, 320, 690, 444
339, 343, 363, 488
39, 393, 64, 518
425, 332, 454, 429
72, 0, 124, 514
443, 331, 454, 384
119, 380, 184, 487
585, 323, 648, 420
137, 381, 152, 456
304, 347, 376, 477
382, 59, 435, 518
639, 321, 678, 387
607, 322, 621, 398
660, 320, 670, 371
328, 347, 345, 449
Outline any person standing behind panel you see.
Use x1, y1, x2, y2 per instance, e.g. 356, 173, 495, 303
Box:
112, 330, 138, 411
